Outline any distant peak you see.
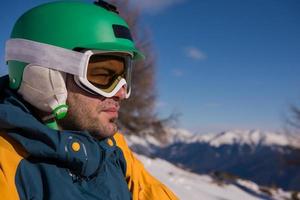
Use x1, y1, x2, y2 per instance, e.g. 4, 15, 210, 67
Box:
196, 129, 300, 148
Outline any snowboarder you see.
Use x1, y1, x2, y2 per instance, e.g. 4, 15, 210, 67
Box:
0, 1, 178, 199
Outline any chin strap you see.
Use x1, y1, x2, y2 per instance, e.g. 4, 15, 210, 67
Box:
43, 103, 68, 130
42, 115, 59, 130
45, 120, 59, 130
52, 104, 68, 120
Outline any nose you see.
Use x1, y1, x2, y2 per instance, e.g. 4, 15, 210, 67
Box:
113, 85, 126, 101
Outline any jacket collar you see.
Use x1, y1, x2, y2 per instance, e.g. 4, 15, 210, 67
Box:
0, 75, 119, 178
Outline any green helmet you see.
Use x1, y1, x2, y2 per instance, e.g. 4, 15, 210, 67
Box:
8, 0, 144, 89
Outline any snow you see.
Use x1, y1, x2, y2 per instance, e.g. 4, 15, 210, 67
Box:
126, 128, 300, 149
201, 130, 300, 148
164, 128, 300, 148
124, 128, 300, 200
164, 127, 194, 143
137, 154, 294, 200
126, 134, 148, 147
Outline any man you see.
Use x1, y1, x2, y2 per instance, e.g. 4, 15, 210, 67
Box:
0, 1, 178, 199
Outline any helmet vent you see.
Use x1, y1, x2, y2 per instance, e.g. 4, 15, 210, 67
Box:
94, 0, 119, 14
112, 25, 133, 41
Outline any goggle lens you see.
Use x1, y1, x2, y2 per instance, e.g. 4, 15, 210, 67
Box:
83, 53, 132, 96
87, 55, 124, 89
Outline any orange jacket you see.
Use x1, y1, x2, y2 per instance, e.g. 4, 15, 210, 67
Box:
114, 133, 179, 200
0, 132, 178, 200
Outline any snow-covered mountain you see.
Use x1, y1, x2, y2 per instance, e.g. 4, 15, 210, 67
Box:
163, 128, 300, 148
126, 129, 300, 191
138, 154, 297, 200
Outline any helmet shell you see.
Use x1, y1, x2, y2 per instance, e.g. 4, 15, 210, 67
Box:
8, 1, 143, 89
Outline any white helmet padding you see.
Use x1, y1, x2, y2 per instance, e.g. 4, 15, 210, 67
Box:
18, 65, 68, 113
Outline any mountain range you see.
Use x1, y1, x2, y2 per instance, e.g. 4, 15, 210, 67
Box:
126, 129, 300, 191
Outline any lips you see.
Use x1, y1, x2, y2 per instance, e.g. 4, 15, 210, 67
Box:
103, 107, 119, 112
102, 107, 119, 118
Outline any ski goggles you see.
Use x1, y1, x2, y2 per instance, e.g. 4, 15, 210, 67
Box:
5, 39, 133, 98
74, 51, 132, 98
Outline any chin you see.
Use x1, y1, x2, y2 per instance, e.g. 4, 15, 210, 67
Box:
94, 123, 117, 139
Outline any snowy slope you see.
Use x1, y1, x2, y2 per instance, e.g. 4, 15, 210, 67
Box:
126, 128, 300, 194
138, 154, 295, 200
154, 130, 300, 191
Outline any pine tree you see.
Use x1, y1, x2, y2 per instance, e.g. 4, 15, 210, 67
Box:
107, 0, 158, 135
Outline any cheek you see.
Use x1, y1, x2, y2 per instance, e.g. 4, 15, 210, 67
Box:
97, 111, 111, 122
68, 93, 97, 115
77, 93, 99, 107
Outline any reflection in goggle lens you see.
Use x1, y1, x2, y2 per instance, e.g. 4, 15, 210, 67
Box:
87, 55, 125, 89
86, 54, 132, 95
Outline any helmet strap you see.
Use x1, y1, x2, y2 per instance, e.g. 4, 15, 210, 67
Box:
42, 114, 59, 130
45, 120, 59, 130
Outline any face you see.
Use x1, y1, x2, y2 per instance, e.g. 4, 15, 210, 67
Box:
58, 72, 126, 139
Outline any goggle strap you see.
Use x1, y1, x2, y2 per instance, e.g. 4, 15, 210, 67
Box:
5, 38, 88, 76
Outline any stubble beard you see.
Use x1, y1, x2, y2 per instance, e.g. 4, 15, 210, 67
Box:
58, 95, 119, 139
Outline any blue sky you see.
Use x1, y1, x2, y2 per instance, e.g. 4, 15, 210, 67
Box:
1, 0, 300, 133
